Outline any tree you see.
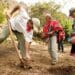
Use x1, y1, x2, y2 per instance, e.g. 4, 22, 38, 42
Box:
29, 2, 72, 40
0, 1, 6, 23
0, 0, 17, 24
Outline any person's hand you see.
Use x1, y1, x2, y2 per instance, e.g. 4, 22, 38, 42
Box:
6, 11, 11, 19
6, 14, 11, 19
48, 31, 54, 36
41, 33, 46, 38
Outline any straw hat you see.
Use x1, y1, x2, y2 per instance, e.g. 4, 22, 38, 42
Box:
32, 18, 40, 32
32, 18, 40, 27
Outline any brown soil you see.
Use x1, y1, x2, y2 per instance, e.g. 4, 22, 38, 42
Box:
0, 41, 75, 75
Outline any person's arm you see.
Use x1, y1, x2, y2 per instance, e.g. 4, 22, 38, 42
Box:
6, 5, 20, 19
10, 5, 20, 15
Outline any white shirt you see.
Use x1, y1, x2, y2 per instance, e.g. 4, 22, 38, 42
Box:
24, 30, 33, 43
10, 7, 33, 42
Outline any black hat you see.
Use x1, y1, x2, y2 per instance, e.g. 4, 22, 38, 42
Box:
69, 8, 75, 16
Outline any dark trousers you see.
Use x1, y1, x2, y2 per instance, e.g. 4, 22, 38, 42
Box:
71, 44, 75, 54
58, 40, 64, 52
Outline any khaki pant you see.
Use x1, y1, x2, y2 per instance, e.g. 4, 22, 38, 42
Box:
0, 25, 25, 57
48, 35, 58, 63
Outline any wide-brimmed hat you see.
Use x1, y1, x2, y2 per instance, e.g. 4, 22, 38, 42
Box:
32, 18, 40, 32
32, 18, 40, 27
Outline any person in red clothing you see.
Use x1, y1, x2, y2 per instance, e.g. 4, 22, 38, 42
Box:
57, 30, 65, 52
69, 8, 75, 56
42, 14, 62, 38
42, 13, 62, 65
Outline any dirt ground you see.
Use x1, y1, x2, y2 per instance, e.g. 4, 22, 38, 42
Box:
0, 41, 75, 75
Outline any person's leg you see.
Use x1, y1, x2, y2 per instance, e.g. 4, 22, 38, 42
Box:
13, 31, 25, 58
58, 41, 61, 51
24, 41, 31, 60
48, 36, 58, 64
61, 40, 64, 52
0, 26, 10, 43
71, 44, 75, 56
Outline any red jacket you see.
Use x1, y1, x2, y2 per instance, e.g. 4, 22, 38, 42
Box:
57, 30, 65, 42
43, 20, 62, 38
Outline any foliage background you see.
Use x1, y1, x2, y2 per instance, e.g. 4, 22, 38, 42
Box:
0, 0, 73, 41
